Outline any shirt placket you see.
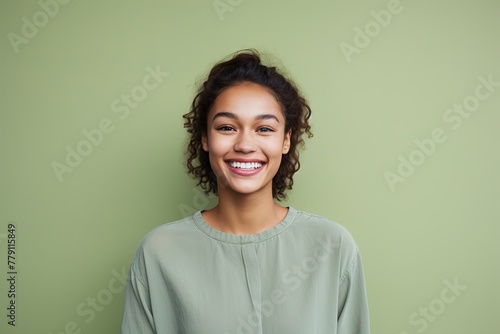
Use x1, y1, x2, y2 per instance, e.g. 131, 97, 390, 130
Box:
241, 241, 263, 333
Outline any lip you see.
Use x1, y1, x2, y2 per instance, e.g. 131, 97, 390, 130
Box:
225, 161, 265, 176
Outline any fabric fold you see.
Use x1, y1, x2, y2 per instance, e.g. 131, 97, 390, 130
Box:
241, 243, 263, 333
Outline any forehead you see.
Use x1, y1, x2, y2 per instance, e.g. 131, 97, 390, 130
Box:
209, 83, 283, 121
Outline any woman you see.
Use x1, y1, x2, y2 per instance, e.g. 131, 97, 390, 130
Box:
121, 50, 370, 333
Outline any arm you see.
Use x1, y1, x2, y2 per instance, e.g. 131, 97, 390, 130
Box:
337, 250, 370, 334
121, 266, 156, 334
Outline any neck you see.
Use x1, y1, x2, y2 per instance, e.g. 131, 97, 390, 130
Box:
204, 186, 288, 235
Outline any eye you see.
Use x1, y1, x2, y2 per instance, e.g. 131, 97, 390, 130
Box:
217, 125, 235, 132
257, 127, 274, 133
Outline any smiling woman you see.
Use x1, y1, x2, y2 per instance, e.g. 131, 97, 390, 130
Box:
121, 50, 370, 334
201, 83, 291, 217
184, 50, 312, 202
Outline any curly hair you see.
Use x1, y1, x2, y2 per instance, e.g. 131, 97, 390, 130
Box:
182, 49, 313, 201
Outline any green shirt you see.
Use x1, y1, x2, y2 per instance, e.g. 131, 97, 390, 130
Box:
121, 207, 370, 333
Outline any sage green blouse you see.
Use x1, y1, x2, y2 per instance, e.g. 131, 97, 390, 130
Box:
121, 207, 370, 333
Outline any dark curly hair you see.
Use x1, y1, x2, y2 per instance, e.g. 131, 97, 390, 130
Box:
183, 49, 313, 201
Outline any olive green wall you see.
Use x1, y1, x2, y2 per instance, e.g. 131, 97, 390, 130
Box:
1, 0, 498, 333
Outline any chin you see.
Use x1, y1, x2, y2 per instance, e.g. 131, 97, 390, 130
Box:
231, 183, 272, 197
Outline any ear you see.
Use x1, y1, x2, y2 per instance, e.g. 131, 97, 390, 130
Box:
282, 130, 291, 154
202, 133, 209, 152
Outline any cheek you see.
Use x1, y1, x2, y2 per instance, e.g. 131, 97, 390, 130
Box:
210, 139, 228, 152
263, 137, 287, 155
207, 136, 232, 162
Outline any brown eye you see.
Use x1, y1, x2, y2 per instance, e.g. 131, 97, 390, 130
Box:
217, 126, 235, 132
257, 127, 274, 133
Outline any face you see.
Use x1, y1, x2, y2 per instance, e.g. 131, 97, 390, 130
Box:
202, 82, 291, 198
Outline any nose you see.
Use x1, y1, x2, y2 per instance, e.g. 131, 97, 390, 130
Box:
233, 130, 257, 153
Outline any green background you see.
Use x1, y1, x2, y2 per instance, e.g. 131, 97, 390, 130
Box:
1, 0, 499, 333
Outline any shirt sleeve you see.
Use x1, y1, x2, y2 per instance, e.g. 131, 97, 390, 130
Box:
121, 265, 156, 334
337, 249, 370, 334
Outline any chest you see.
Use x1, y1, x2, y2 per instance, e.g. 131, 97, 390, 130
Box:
152, 242, 342, 333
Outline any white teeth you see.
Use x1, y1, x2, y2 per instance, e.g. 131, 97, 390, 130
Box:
229, 161, 262, 169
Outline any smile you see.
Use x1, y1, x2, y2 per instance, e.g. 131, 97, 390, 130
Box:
227, 161, 263, 170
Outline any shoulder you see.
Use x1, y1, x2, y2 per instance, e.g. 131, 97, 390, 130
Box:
131, 213, 202, 264
289, 208, 361, 268
291, 209, 358, 248
143, 214, 198, 242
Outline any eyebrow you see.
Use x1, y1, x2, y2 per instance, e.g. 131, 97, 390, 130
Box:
212, 111, 280, 123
